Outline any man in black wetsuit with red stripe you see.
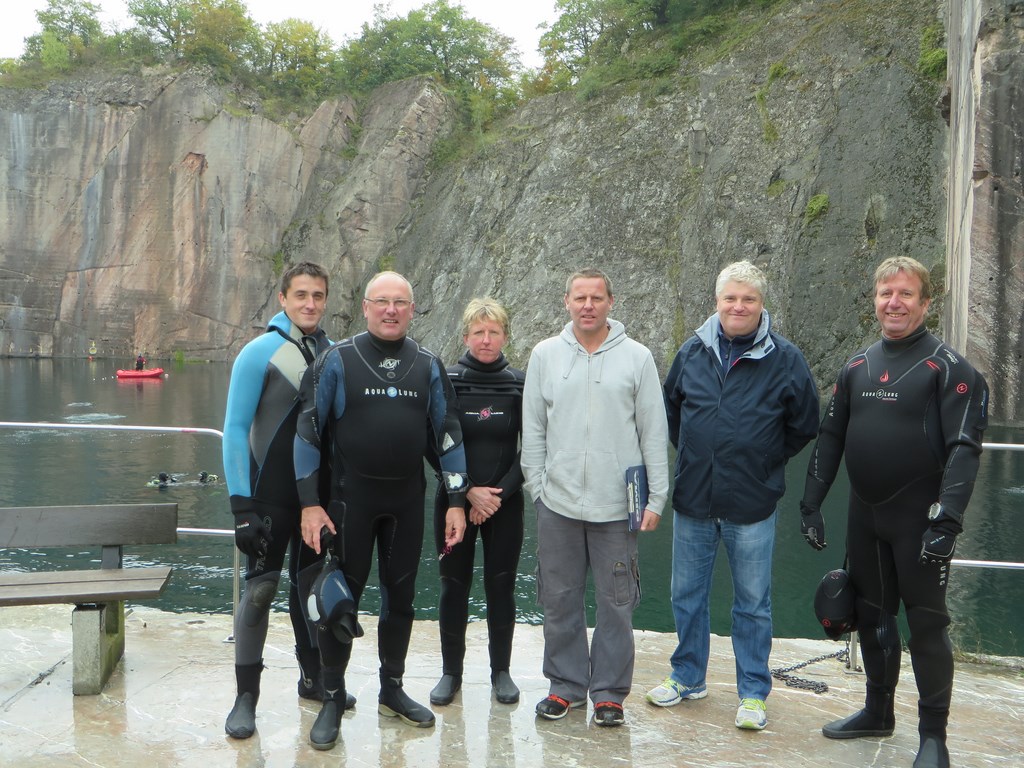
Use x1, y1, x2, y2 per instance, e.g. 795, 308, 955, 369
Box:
800, 257, 988, 768
294, 271, 468, 751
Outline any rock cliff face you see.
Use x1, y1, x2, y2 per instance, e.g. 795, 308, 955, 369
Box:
947, 0, 1024, 423
366, 0, 953, 387
0, 71, 455, 360
0, 0, 1019, 421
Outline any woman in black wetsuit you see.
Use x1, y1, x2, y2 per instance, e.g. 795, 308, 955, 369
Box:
429, 298, 526, 707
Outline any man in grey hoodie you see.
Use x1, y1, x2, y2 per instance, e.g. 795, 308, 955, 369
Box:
521, 267, 669, 727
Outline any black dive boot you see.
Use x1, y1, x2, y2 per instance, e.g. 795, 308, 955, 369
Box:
225, 661, 262, 739
296, 645, 357, 708
491, 670, 520, 704
296, 645, 323, 700
310, 667, 347, 751
429, 673, 462, 705
822, 688, 895, 739
825, 619, 900, 740
309, 690, 346, 751
913, 733, 950, 768
913, 711, 950, 768
379, 674, 436, 727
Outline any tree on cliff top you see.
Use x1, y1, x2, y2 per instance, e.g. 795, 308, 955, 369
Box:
340, 1, 518, 92
340, 1, 519, 130
128, 0, 257, 76
258, 19, 337, 102
22, 0, 104, 68
126, 0, 194, 57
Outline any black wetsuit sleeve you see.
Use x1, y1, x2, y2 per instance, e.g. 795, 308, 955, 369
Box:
294, 347, 344, 508
490, 369, 526, 499
935, 359, 988, 525
429, 358, 468, 508
494, 457, 524, 500
802, 362, 853, 510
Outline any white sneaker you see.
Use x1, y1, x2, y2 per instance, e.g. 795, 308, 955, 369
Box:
645, 677, 708, 707
735, 698, 767, 730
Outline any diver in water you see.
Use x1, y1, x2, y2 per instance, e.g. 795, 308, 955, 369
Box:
198, 471, 219, 484
146, 472, 178, 488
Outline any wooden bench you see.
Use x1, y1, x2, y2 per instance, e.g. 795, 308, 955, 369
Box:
0, 503, 177, 694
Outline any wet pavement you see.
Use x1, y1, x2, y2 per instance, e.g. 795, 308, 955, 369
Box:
0, 604, 1021, 767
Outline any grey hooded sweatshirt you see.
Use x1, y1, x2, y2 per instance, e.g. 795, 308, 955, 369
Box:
521, 318, 669, 523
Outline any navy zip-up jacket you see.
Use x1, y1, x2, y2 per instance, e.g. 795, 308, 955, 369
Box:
664, 310, 819, 523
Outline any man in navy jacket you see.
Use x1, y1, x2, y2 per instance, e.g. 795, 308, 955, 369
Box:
647, 260, 819, 732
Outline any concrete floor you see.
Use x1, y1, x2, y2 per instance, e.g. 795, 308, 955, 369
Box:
0, 605, 1021, 768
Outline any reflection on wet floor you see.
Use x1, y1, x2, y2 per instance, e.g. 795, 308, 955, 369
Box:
0, 605, 1021, 768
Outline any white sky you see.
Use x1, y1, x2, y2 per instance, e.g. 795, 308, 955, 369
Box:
0, 0, 559, 69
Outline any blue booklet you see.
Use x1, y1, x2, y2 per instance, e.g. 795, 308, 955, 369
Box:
625, 465, 648, 532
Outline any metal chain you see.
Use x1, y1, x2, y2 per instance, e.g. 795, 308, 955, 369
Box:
770, 644, 850, 694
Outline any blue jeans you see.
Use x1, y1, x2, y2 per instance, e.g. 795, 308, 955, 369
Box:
668, 511, 775, 701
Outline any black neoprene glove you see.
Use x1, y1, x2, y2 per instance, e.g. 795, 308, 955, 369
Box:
234, 511, 273, 558
800, 503, 827, 551
919, 519, 959, 565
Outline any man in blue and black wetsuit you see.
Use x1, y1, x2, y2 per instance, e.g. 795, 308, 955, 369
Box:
800, 257, 988, 768
294, 270, 468, 750
222, 262, 353, 739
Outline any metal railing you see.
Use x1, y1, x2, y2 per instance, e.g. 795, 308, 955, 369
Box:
4, 423, 1023, 663
844, 440, 1024, 672
0, 420, 241, 632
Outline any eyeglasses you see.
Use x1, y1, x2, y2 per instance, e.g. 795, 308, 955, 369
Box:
365, 298, 412, 310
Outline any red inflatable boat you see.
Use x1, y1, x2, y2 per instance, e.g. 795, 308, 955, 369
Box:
116, 368, 165, 379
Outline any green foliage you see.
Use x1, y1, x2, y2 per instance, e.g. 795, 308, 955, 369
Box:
767, 60, 790, 83
21, 0, 104, 67
37, 0, 104, 48
917, 23, 946, 80
538, 0, 615, 80
804, 193, 830, 226
540, 0, 683, 87
766, 178, 787, 198
427, 134, 467, 169
39, 31, 72, 72
180, 0, 257, 78
127, 0, 196, 57
2, 0, 790, 136
918, 48, 946, 80
919, 22, 943, 51
536, 0, 786, 98
576, 59, 635, 100
257, 18, 338, 101
671, 13, 729, 51
341, 2, 516, 91
339, 1, 520, 130
754, 60, 789, 143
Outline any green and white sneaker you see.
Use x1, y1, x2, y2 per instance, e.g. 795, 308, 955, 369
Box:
735, 698, 767, 730
645, 677, 708, 707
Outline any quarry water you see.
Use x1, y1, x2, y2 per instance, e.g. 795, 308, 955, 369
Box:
1, 358, 1021, 657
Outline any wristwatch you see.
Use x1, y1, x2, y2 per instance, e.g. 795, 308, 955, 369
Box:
928, 502, 963, 525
